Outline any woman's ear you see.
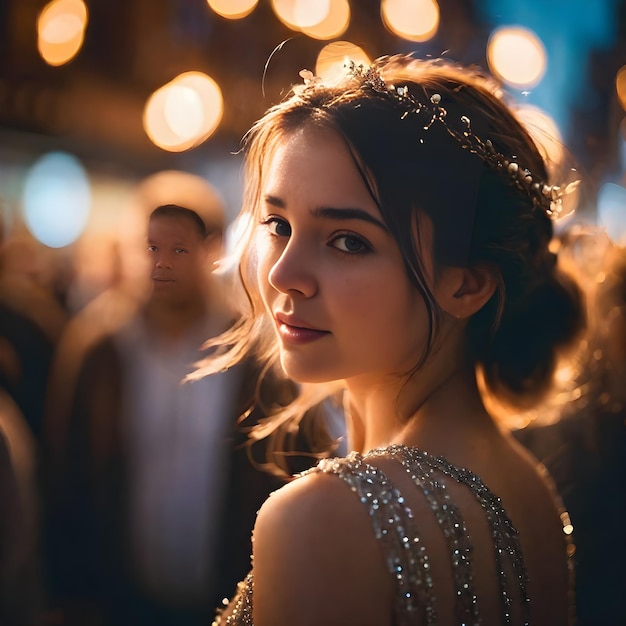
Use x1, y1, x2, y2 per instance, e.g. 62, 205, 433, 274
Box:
435, 265, 497, 319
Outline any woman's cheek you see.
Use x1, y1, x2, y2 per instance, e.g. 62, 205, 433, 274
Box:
255, 231, 279, 297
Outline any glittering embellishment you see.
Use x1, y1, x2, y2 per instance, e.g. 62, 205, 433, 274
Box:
367, 446, 480, 625
213, 445, 574, 626
212, 573, 254, 625
369, 445, 531, 625
311, 454, 436, 624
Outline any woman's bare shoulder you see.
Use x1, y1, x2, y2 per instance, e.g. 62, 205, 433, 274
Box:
252, 468, 393, 626
253, 469, 385, 578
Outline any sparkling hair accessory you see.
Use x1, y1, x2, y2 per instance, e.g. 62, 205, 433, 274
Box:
300, 61, 580, 219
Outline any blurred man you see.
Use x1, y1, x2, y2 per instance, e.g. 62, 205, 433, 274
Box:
44, 182, 284, 626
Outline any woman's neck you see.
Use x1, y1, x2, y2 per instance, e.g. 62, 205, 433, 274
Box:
345, 362, 498, 460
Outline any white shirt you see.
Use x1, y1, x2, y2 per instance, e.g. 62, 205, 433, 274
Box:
114, 315, 239, 605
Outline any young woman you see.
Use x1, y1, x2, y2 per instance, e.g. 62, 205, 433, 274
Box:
205, 54, 585, 626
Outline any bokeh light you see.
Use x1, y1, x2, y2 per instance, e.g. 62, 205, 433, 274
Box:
315, 42, 371, 84
143, 71, 223, 152
301, 0, 350, 40
515, 104, 581, 220
271, 0, 331, 30
164, 86, 204, 140
616, 65, 626, 112
206, 0, 258, 19
22, 151, 91, 248
515, 104, 564, 171
381, 0, 439, 42
487, 26, 547, 88
597, 182, 626, 245
37, 0, 88, 67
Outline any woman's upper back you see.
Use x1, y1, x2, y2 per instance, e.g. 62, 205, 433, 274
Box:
246, 439, 572, 626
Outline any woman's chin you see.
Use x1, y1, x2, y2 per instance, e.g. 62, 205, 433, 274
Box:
279, 354, 342, 385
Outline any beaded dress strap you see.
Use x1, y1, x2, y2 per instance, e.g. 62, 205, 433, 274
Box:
367, 445, 530, 626
309, 454, 437, 625
366, 446, 480, 624
212, 572, 254, 625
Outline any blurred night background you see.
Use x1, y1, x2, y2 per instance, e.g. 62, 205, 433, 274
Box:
1, 0, 626, 254
1, 2, 626, 625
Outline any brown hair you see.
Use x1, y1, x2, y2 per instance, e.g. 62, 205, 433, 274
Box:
192, 54, 585, 471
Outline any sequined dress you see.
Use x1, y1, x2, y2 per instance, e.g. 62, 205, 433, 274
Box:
213, 444, 573, 626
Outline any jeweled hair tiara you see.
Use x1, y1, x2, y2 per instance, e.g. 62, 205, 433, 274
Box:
299, 60, 579, 219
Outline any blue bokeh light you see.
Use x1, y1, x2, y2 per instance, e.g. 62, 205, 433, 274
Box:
480, 0, 620, 140
597, 181, 626, 244
22, 151, 92, 248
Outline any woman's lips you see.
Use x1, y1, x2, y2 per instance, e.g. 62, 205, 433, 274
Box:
275, 315, 330, 345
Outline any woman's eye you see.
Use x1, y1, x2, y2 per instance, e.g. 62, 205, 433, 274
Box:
263, 216, 291, 237
175, 248, 188, 254
331, 234, 370, 254
147, 245, 157, 252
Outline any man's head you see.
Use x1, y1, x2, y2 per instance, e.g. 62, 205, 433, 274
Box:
147, 204, 221, 307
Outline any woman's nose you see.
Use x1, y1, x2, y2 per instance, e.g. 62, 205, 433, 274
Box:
267, 238, 318, 298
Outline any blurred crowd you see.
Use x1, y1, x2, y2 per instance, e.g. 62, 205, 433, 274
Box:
0, 171, 624, 626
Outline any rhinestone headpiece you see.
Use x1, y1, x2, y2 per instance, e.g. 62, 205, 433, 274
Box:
300, 61, 579, 219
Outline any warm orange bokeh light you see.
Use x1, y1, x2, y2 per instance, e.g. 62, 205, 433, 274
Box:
515, 104, 564, 168
487, 26, 547, 88
515, 105, 581, 220
301, 0, 350, 40
206, 0, 258, 19
381, 0, 439, 43
175, 71, 223, 138
315, 41, 371, 84
37, 0, 88, 66
143, 72, 223, 152
271, 0, 331, 30
616, 65, 626, 112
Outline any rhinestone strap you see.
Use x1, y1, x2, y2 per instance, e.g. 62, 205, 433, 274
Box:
370, 444, 530, 626
212, 573, 254, 626
313, 454, 437, 625
366, 446, 480, 625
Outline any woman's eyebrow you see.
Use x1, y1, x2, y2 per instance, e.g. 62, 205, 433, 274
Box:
312, 207, 388, 231
263, 194, 285, 209
263, 194, 388, 231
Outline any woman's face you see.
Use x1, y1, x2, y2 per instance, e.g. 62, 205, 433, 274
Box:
255, 125, 430, 386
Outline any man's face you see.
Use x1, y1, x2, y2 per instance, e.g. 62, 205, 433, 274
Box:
146, 214, 208, 306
